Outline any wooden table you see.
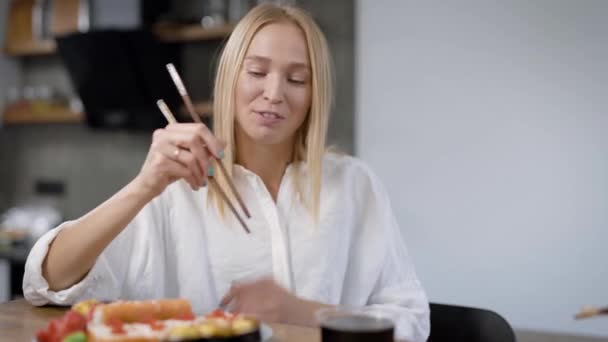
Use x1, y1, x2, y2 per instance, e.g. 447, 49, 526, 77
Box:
0, 299, 320, 341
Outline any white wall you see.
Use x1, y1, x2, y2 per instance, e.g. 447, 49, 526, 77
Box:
356, 0, 608, 337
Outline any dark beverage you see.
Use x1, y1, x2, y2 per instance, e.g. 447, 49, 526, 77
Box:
320, 314, 394, 342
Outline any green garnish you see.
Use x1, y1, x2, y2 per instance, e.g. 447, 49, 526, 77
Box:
62, 331, 86, 342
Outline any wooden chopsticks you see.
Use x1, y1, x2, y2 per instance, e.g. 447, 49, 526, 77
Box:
156, 65, 252, 234
165, 63, 251, 219
575, 305, 608, 320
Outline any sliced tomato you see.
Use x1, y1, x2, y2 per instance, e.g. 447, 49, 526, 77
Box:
208, 309, 226, 319
107, 317, 125, 334
63, 311, 87, 331
35, 329, 51, 342
142, 318, 165, 331
35, 311, 86, 342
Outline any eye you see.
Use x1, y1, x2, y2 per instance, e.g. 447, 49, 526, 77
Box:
288, 78, 306, 85
248, 70, 266, 78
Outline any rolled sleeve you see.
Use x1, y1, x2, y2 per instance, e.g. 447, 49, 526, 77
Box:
22, 222, 121, 306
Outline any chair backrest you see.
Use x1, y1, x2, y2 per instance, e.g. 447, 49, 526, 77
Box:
428, 303, 516, 342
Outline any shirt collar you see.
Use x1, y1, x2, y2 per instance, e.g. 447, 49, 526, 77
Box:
233, 162, 300, 181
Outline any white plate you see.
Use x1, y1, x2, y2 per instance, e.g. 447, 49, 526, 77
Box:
33, 325, 273, 341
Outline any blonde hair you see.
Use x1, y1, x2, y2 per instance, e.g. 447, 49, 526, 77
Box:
210, 3, 334, 222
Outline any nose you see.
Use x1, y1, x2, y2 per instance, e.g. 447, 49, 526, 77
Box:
263, 74, 283, 104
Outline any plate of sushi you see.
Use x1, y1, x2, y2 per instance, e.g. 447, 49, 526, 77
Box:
34, 298, 272, 342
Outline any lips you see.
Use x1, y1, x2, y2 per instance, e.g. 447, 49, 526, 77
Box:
254, 111, 284, 119
253, 110, 285, 126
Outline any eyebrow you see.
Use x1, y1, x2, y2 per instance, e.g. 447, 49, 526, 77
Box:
244, 55, 310, 69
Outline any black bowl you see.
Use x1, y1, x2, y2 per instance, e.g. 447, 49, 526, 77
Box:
164, 328, 261, 342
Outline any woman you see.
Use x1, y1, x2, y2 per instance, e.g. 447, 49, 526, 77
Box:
23, 4, 429, 341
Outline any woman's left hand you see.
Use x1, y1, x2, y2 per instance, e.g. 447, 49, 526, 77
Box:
219, 278, 325, 325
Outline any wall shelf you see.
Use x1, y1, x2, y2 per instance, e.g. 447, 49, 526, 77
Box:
3, 24, 234, 57
192, 101, 213, 116
2, 102, 83, 124
4, 39, 57, 57
153, 23, 234, 43
2, 101, 211, 125
175, 101, 213, 121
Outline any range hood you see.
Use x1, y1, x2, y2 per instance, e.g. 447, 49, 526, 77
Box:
55, 29, 181, 130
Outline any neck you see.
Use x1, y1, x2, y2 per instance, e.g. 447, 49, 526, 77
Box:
236, 131, 294, 201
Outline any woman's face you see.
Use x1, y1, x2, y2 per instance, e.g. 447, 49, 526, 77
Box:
235, 22, 312, 147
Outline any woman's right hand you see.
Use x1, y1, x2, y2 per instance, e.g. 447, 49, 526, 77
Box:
134, 123, 225, 199
39, 122, 224, 291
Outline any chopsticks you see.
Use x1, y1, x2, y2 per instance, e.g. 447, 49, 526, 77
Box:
575, 305, 608, 320
166, 64, 199, 124
165, 63, 251, 220
157, 99, 250, 234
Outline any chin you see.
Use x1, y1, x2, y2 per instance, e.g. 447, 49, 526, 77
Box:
250, 133, 288, 145
246, 127, 293, 145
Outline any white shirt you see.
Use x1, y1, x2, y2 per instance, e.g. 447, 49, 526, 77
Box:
23, 154, 430, 342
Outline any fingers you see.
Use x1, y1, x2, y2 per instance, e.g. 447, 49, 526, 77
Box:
162, 156, 196, 188
141, 124, 219, 196
166, 123, 226, 159
219, 281, 267, 317
231, 300, 274, 323
184, 137, 211, 181
220, 278, 273, 307
158, 146, 201, 189
153, 129, 208, 188
145, 141, 196, 189
220, 283, 243, 307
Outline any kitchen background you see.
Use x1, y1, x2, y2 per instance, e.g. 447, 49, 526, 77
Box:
0, 0, 354, 309
0, 0, 354, 219
1, 1, 607, 342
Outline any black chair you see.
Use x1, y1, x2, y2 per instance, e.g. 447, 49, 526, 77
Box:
428, 303, 516, 342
